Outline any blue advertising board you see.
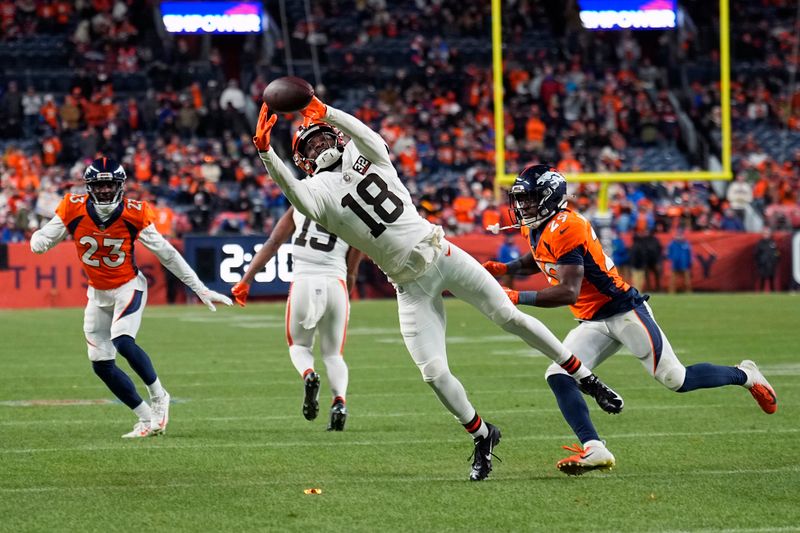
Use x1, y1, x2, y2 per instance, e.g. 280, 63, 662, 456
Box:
578, 0, 676, 30
160, 2, 264, 34
183, 235, 292, 296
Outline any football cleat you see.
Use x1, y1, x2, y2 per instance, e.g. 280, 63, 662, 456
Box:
150, 391, 171, 435
737, 360, 777, 414
327, 400, 347, 431
303, 372, 321, 421
578, 374, 624, 414
557, 440, 615, 476
469, 423, 502, 481
122, 420, 153, 439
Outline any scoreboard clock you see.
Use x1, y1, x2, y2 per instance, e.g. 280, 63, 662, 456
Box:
183, 235, 293, 296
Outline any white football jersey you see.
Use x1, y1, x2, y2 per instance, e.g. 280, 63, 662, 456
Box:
290, 208, 348, 279
259, 106, 439, 283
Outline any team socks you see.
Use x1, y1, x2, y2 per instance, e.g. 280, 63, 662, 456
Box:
464, 413, 489, 440
677, 363, 748, 392
323, 354, 348, 402
91, 360, 144, 410
547, 373, 600, 444
559, 355, 592, 380
112, 335, 157, 385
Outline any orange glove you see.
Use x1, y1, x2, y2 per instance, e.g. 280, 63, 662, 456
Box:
300, 96, 327, 125
502, 286, 519, 305
252, 103, 278, 152
231, 281, 250, 307
482, 261, 508, 276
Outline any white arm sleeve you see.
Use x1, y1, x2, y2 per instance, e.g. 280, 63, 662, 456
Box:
258, 150, 325, 220
324, 106, 391, 166
30, 215, 68, 254
137, 224, 206, 293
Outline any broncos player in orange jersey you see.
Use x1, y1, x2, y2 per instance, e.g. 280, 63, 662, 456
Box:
483, 165, 777, 475
31, 158, 232, 438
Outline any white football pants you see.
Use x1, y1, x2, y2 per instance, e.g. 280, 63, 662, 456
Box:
285, 276, 350, 400
396, 240, 574, 424
83, 272, 148, 361
544, 301, 687, 391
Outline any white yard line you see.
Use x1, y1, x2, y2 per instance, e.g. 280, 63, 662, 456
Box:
1, 465, 798, 494
0, 401, 795, 425
1, 427, 798, 455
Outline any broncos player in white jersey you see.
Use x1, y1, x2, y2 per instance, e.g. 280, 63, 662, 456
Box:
252, 95, 624, 481
231, 206, 363, 430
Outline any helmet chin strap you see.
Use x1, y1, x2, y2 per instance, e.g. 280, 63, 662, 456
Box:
313, 147, 343, 174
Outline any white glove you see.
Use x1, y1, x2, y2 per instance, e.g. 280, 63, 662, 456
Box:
196, 288, 233, 312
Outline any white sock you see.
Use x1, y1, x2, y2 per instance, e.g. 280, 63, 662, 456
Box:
146, 378, 166, 399
289, 345, 315, 377
133, 401, 152, 422
322, 354, 348, 401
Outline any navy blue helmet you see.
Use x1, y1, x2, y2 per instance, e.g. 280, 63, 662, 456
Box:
84, 157, 126, 206
508, 164, 567, 229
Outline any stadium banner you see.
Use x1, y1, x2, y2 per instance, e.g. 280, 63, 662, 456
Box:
450, 230, 793, 292
182, 235, 292, 297
0, 242, 167, 309
160, 1, 264, 34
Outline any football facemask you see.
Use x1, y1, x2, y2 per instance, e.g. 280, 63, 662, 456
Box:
509, 165, 567, 229
84, 157, 126, 206
292, 122, 345, 176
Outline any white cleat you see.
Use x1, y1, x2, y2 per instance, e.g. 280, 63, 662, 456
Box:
737, 360, 778, 414
122, 420, 153, 439
556, 439, 616, 476
150, 391, 171, 435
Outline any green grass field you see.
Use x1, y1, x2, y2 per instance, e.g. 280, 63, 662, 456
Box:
1, 294, 798, 532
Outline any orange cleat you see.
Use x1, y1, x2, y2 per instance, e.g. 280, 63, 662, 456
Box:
738, 360, 778, 414
556, 440, 615, 476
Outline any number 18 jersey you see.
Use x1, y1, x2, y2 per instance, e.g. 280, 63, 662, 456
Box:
54, 194, 154, 290
290, 209, 349, 280
303, 141, 437, 282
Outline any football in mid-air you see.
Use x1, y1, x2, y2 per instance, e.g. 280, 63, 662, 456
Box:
262, 76, 314, 113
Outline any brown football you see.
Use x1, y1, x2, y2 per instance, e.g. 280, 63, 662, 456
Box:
262, 76, 314, 113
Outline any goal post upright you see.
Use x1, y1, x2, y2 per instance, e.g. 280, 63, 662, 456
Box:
491, 0, 732, 202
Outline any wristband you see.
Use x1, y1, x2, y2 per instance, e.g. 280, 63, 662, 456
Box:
518, 290, 538, 306
506, 259, 523, 274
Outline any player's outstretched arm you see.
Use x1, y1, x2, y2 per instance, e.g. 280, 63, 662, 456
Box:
231, 207, 296, 306
301, 97, 391, 166
507, 264, 584, 308
30, 215, 68, 254
345, 247, 365, 295
483, 252, 539, 276
253, 103, 325, 220
138, 224, 232, 311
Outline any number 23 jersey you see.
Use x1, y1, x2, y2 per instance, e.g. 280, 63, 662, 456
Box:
55, 194, 155, 290
522, 209, 645, 321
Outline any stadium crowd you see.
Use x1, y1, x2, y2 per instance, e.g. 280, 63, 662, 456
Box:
0, 0, 798, 249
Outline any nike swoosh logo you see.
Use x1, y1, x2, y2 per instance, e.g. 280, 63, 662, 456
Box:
559, 228, 568, 234
445, 246, 451, 256
582, 451, 594, 459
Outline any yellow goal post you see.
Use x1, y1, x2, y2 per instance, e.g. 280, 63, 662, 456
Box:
491, 0, 732, 211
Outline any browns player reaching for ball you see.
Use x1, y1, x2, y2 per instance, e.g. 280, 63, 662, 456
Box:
251, 90, 625, 481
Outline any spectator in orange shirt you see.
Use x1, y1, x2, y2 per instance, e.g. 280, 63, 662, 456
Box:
452, 182, 478, 234
39, 95, 59, 131
557, 150, 583, 174
525, 104, 546, 151
42, 134, 62, 167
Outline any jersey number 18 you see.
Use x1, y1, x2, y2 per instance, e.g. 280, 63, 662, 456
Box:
340, 173, 404, 237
